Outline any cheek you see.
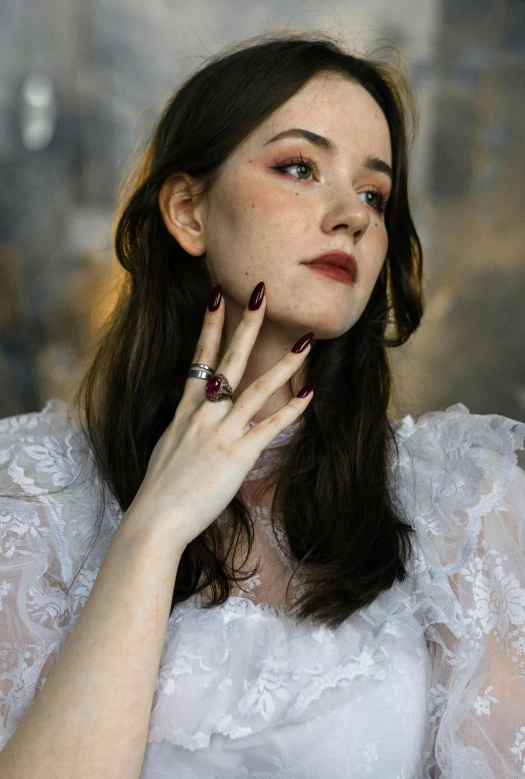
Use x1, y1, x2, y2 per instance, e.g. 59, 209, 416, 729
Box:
249, 186, 308, 226
371, 221, 388, 254
237, 169, 310, 225
362, 223, 388, 281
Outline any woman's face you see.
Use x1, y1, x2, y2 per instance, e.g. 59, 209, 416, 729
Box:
199, 71, 392, 346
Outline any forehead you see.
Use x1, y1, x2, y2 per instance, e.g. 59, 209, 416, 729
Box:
252, 72, 392, 165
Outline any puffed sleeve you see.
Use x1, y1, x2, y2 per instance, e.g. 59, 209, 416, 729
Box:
395, 403, 525, 778
0, 398, 112, 750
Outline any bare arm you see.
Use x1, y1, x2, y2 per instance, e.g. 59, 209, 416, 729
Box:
0, 505, 187, 779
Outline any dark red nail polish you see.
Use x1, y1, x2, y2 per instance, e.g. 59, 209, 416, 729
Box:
291, 332, 314, 353
296, 380, 317, 398
208, 284, 222, 312
249, 281, 265, 311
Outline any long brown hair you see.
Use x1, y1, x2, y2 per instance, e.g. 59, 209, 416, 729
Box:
69, 30, 424, 630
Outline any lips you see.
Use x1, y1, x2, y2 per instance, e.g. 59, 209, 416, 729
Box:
304, 252, 357, 282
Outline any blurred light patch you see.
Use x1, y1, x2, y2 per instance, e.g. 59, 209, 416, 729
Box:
19, 72, 57, 151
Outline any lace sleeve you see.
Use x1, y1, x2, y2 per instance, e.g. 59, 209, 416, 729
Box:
0, 492, 74, 750
0, 399, 97, 751
398, 405, 525, 778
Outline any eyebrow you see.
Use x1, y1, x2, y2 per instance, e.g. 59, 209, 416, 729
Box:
263, 127, 393, 181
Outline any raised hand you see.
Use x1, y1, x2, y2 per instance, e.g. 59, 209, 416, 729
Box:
131, 281, 315, 549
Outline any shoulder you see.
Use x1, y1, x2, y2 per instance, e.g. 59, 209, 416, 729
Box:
392, 402, 525, 577
0, 399, 119, 587
0, 397, 71, 438
0, 398, 94, 497
393, 401, 525, 469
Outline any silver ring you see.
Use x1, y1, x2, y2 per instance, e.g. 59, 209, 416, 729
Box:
188, 368, 214, 379
191, 363, 215, 373
188, 362, 215, 380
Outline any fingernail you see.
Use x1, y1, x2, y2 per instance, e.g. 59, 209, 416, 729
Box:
208, 284, 222, 312
249, 281, 265, 311
291, 332, 314, 353
296, 380, 317, 398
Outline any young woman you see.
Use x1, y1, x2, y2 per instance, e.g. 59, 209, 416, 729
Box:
0, 31, 523, 779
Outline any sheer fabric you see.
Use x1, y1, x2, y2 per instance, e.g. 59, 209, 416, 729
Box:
0, 397, 524, 777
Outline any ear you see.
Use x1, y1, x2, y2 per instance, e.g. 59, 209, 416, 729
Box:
158, 172, 207, 257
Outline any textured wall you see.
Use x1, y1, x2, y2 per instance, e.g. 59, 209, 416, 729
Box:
390, 0, 525, 439
1, 0, 524, 466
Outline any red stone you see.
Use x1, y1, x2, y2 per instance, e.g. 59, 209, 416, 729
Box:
205, 376, 221, 396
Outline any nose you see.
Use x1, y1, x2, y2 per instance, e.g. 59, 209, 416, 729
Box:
323, 189, 370, 241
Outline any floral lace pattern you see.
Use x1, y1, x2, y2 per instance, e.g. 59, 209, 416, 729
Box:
0, 398, 524, 778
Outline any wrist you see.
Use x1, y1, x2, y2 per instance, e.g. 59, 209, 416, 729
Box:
117, 499, 189, 559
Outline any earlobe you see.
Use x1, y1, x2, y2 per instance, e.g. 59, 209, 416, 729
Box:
158, 173, 207, 257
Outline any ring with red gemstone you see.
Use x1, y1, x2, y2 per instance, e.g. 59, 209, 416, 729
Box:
205, 373, 233, 402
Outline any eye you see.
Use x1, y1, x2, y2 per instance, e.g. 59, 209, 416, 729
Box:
358, 189, 389, 215
271, 153, 319, 182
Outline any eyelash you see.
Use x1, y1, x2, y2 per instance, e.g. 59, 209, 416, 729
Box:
271, 153, 390, 215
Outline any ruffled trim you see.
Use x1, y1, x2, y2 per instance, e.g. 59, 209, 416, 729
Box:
147, 583, 430, 750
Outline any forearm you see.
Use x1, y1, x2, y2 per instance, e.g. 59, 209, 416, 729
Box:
0, 505, 186, 779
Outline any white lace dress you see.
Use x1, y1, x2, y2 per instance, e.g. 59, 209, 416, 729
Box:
0, 398, 524, 778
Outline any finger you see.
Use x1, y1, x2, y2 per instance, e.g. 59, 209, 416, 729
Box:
212, 291, 267, 392
236, 371, 315, 456
225, 338, 313, 433
181, 290, 226, 410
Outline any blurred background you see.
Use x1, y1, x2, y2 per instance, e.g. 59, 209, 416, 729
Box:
1, 0, 524, 464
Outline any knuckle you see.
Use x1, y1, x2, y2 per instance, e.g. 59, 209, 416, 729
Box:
221, 349, 237, 369
252, 376, 269, 394
192, 345, 207, 363
283, 352, 300, 374
289, 351, 307, 371
256, 415, 279, 435
192, 318, 218, 361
